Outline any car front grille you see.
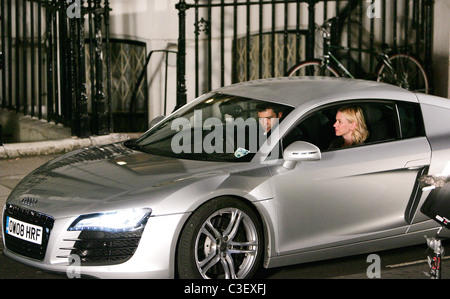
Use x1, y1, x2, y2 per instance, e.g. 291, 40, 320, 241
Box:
64, 229, 144, 266
3, 204, 54, 261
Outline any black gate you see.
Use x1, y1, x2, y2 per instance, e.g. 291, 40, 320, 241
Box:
0, 0, 436, 141
176, 0, 434, 107
0, 0, 112, 138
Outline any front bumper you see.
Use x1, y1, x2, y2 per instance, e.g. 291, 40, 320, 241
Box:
2, 206, 187, 279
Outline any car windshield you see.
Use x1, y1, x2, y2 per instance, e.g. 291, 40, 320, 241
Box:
132, 93, 294, 162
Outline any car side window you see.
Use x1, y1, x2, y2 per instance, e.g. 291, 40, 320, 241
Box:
282, 109, 335, 152
361, 102, 398, 144
282, 101, 401, 152
396, 102, 425, 139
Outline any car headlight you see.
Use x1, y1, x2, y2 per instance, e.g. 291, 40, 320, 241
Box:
68, 208, 152, 232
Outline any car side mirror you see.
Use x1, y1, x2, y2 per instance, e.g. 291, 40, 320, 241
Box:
283, 141, 321, 169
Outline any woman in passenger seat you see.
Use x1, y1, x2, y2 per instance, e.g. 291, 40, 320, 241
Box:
329, 106, 369, 149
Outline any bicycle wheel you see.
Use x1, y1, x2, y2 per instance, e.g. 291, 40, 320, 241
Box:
376, 53, 430, 94
287, 59, 341, 77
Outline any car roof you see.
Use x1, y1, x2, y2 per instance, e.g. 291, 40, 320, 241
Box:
215, 77, 418, 107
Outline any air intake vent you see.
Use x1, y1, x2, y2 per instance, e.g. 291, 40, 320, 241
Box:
62, 229, 144, 266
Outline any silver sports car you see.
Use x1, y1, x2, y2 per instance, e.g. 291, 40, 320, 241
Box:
3, 77, 450, 279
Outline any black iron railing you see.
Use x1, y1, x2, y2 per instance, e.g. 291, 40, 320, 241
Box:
129, 49, 177, 131
176, 0, 435, 106
0, 0, 111, 138
0, 0, 436, 140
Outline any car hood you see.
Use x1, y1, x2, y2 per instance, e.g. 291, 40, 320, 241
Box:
6, 143, 271, 219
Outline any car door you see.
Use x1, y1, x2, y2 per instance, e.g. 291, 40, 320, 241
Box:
269, 101, 431, 255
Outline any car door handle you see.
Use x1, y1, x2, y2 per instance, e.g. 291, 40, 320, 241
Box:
407, 166, 426, 170
404, 158, 430, 170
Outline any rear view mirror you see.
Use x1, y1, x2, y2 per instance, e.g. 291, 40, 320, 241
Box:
283, 141, 321, 169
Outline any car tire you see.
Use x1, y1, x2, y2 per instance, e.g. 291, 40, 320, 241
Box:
177, 197, 264, 279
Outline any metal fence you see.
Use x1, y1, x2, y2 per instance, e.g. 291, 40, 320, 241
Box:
176, 0, 435, 107
0, 0, 111, 138
0, 0, 436, 139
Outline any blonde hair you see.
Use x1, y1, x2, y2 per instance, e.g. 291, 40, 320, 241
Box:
338, 106, 369, 144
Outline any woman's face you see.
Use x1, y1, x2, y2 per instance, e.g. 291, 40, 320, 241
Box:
333, 111, 356, 137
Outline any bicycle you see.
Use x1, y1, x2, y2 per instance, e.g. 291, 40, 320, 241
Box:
286, 19, 430, 94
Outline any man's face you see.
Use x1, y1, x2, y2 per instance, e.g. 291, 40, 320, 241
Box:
258, 108, 282, 133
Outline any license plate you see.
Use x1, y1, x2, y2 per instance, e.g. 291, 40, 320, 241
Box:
5, 216, 43, 245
